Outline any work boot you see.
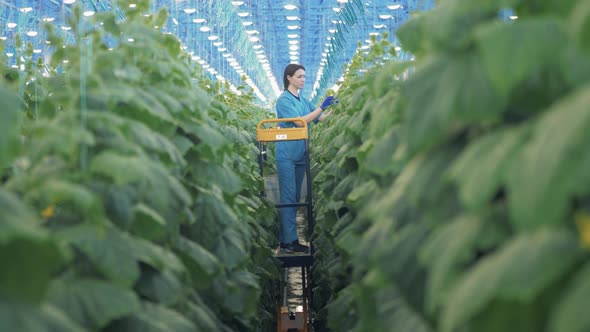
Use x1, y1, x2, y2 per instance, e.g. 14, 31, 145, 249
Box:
280, 240, 309, 253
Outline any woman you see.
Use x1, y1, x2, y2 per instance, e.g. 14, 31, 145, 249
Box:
275, 63, 337, 253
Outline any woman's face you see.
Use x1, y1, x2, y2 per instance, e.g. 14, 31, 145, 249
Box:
288, 69, 306, 90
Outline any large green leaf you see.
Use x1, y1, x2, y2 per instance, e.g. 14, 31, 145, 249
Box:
105, 302, 196, 332
449, 125, 528, 210
442, 228, 582, 332
549, 261, 590, 332
421, 215, 484, 313
0, 86, 21, 168
0, 190, 67, 302
475, 17, 569, 99
402, 53, 501, 154
508, 84, 590, 231
90, 151, 191, 220
213, 271, 260, 318
130, 204, 167, 241
569, 0, 590, 55
59, 224, 184, 287
214, 227, 248, 268
135, 268, 182, 306
174, 236, 221, 289
48, 279, 140, 330
0, 302, 86, 332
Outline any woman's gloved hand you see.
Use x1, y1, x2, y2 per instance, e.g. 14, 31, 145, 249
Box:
320, 96, 338, 110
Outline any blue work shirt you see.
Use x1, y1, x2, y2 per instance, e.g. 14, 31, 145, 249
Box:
275, 90, 321, 162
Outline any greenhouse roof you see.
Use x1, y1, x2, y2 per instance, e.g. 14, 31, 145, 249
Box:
0, 0, 435, 106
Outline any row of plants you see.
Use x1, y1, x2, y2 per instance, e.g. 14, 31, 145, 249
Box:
310, 0, 590, 331
0, 1, 279, 331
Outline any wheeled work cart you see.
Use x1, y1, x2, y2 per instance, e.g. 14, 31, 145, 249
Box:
256, 118, 315, 332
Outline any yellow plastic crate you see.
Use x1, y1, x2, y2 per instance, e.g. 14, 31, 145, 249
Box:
256, 118, 308, 142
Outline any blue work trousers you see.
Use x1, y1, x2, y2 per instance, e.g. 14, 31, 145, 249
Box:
277, 158, 306, 244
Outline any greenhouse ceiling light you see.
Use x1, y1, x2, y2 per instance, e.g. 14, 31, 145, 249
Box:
222, 53, 232, 57
369, 32, 379, 36
237, 12, 250, 17
42, 17, 55, 22
0, 37, 6, 40
337, 0, 349, 3
333, 8, 341, 13
387, 4, 402, 10
63, 0, 76, 4
395, 46, 401, 51
129, 3, 136, 8
208, 35, 219, 40
379, 14, 392, 19
242, 21, 253, 26
128, 38, 134, 42
253, 45, 263, 49
33, 49, 41, 54
232, 1, 244, 5
61, 26, 72, 31
83, 11, 95, 16
213, 41, 223, 46
6, 53, 13, 57
374, 24, 385, 29
328, 29, 336, 33
287, 25, 300, 30
184, 8, 196, 14
286, 16, 299, 21
26, 31, 38, 37
246, 30, 259, 35
250, 36, 260, 42
19, 7, 33, 13
284, 4, 298, 10
7, 22, 17, 28
218, 47, 227, 52
288, 40, 299, 45
173, 18, 178, 25
289, 45, 299, 51
289, 51, 298, 55
193, 18, 206, 23
288, 34, 299, 38
200, 26, 211, 32
510, 15, 518, 19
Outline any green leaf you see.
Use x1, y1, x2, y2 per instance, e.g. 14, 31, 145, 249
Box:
549, 261, 590, 332
475, 17, 568, 99
58, 224, 141, 287
60, 224, 184, 287
213, 271, 260, 317
449, 125, 528, 210
508, 84, 590, 231
0, 302, 86, 332
190, 161, 243, 195
214, 228, 248, 268
131, 204, 167, 241
135, 268, 182, 306
106, 302, 196, 332
442, 228, 582, 332
396, 13, 427, 56
31, 179, 104, 222
48, 279, 140, 330
0, 190, 67, 302
569, 0, 590, 55
422, 215, 484, 313
0, 86, 21, 168
174, 236, 221, 289
402, 53, 501, 154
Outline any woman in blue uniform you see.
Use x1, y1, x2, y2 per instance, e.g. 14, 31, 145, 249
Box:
276, 63, 337, 253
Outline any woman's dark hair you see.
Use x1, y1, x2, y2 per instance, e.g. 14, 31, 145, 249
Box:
283, 63, 305, 90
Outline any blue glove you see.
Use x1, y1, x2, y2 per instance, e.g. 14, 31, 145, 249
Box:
320, 96, 338, 110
